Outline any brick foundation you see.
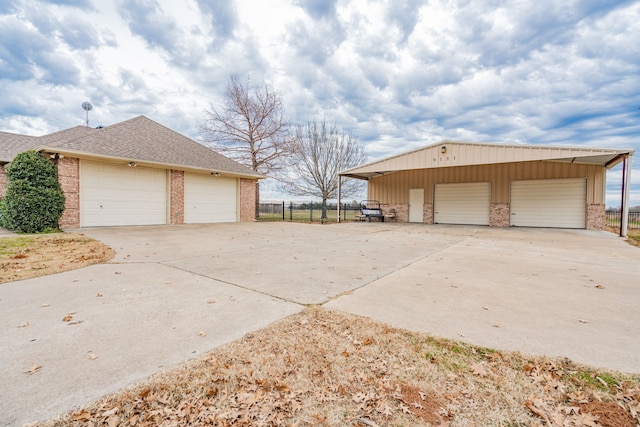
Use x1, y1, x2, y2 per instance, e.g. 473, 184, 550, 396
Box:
170, 170, 184, 224
240, 179, 257, 222
380, 203, 407, 222
586, 204, 605, 230
490, 203, 510, 227
57, 157, 80, 228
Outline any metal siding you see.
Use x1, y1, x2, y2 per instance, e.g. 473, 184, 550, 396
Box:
434, 182, 491, 225
368, 161, 604, 206
80, 160, 167, 227
510, 178, 586, 228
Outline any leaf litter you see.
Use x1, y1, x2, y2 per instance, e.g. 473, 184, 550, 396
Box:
0, 233, 114, 284
34, 307, 639, 426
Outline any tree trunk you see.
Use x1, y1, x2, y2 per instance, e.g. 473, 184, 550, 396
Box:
321, 198, 327, 221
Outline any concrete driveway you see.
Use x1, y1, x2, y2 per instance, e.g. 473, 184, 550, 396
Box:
1, 222, 639, 426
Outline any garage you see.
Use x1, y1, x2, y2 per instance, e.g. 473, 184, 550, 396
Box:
80, 160, 168, 227
340, 141, 633, 232
434, 182, 490, 225
184, 173, 237, 223
510, 178, 586, 228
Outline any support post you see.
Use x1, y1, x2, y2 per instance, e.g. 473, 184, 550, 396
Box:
621, 154, 633, 237
337, 175, 342, 223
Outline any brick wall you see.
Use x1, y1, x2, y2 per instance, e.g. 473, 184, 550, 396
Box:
490, 203, 510, 227
57, 157, 80, 228
240, 179, 257, 222
381, 203, 408, 222
0, 164, 7, 199
379, 203, 433, 223
170, 170, 185, 224
423, 203, 434, 224
586, 203, 605, 230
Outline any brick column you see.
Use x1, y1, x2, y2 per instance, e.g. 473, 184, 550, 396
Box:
490, 203, 510, 227
57, 157, 80, 228
170, 170, 184, 224
240, 179, 257, 222
0, 164, 7, 198
423, 203, 434, 224
586, 204, 605, 230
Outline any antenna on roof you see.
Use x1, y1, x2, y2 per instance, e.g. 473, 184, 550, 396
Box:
82, 101, 93, 126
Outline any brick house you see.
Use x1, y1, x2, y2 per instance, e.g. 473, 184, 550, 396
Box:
0, 116, 263, 228
340, 141, 634, 230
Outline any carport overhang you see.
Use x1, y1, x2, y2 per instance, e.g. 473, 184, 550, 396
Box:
337, 141, 634, 235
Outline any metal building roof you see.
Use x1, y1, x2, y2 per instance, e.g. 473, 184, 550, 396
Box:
340, 140, 635, 180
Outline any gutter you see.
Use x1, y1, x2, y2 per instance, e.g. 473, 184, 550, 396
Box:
35, 146, 265, 180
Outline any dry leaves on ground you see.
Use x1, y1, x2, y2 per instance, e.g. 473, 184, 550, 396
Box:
0, 233, 114, 283
36, 307, 639, 426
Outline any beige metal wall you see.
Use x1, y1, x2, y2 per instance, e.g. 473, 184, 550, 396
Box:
368, 161, 605, 205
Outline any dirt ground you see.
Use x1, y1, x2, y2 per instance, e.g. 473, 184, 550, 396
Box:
3, 231, 639, 426
0, 233, 114, 284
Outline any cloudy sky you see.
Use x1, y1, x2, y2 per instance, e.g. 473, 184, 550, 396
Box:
1, 0, 638, 206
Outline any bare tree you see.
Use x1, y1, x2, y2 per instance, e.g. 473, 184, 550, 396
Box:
283, 118, 366, 218
199, 75, 297, 217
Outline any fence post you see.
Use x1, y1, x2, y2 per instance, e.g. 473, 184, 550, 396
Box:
282, 201, 285, 221
289, 202, 293, 220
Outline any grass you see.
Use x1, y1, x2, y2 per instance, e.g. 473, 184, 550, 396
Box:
605, 226, 640, 248
259, 208, 363, 223
0, 233, 114, 283
0, 235, 33, 255
37, 307, 639, 426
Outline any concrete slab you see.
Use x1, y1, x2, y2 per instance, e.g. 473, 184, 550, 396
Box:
1, 222, 639, 426
326, 225, 640, 374
0, 259, 300, 426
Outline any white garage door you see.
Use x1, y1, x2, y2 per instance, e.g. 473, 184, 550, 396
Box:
184, 173, 237, 223
80, 161, 167, 226
510, 178, 586, 228
434, 182, 490, 225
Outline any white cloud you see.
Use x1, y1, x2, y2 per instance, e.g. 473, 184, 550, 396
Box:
0, 0, 638, 204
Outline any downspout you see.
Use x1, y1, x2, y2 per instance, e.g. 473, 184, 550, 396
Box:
621, 154, 632, 237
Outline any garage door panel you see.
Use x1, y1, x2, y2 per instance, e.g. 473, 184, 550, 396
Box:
80, 161, 167, 227
184, 173, 237, 223
434, 182, 490, 225
510, 178, 586, 228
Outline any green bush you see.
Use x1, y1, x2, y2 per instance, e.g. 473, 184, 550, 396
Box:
3, 151, 66, 233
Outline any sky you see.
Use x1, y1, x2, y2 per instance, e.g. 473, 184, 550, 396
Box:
0, 0, 638, 207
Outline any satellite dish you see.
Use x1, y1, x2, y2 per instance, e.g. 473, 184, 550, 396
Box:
82, 101, 93, 126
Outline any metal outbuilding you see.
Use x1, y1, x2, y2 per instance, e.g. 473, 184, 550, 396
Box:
339, 141, 634, 236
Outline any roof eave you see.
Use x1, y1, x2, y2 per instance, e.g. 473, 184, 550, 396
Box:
36, 146, 265, 180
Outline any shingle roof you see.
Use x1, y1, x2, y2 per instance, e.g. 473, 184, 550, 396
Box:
0, 132, 38, 162
1, 116, 262, 178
